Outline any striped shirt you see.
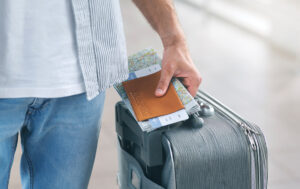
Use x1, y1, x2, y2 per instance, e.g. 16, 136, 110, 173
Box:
71, 0, 128, 101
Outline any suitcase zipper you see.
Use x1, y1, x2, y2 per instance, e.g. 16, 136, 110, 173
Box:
195, 91, 264, 189
242, 123, 257, 150
243, 123, 260, 189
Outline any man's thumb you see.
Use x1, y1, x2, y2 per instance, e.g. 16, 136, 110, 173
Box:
155, 69, 173, 97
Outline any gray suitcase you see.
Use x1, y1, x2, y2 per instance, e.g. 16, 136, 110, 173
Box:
115, 90, 268, 189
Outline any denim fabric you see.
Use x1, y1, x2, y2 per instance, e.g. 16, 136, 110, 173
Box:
0, 91, 105, 189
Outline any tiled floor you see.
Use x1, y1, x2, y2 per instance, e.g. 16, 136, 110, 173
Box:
9, 1, 300, 189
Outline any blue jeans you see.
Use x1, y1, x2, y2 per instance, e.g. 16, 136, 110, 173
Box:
0, 92, 106, 189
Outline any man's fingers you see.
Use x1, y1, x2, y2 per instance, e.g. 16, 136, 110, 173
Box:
155, 67, 174, 96
182, 73, 202, 97
187, 86, 198, 97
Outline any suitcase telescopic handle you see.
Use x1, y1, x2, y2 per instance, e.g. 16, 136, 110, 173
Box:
196, 89, 259, 135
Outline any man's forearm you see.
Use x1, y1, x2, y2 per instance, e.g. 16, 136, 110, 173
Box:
132, 0, 185, 47
132, 0, 202, 97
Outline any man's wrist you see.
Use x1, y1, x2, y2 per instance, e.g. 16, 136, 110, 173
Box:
161, 31, 186, 48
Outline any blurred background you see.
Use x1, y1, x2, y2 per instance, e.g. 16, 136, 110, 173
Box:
10, 0, 300, 188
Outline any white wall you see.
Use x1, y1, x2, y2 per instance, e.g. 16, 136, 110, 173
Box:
179, 0, 300, 58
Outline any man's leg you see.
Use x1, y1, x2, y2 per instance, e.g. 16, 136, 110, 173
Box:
0, 98, 33, 189
20, 92, 106, 189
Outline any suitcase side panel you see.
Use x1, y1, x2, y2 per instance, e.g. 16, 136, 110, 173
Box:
196, 90, 268, 189
117, 138, 165, 189
163, 113, 252, 189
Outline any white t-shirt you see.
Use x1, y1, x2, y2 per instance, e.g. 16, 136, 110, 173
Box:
0, 0, 86, 98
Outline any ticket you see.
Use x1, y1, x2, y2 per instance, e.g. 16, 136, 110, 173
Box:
114, 49, 200, 132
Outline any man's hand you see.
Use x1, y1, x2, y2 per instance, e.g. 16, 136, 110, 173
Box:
155, 42, 201, 97
132, 0, 202, 96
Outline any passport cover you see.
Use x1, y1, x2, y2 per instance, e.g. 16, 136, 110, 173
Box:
122, 71, 184, 121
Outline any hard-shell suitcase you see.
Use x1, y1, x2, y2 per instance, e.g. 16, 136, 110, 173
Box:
115, 90, 268, 189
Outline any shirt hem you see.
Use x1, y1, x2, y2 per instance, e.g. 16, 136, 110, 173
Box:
0, 83, 86, 98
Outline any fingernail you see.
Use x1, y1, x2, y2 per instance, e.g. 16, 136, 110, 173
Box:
156, 89, 163, 95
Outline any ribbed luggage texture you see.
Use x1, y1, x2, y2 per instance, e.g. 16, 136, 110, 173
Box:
116, 90, 268, 189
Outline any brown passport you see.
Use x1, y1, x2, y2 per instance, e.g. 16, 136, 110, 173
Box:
122, 71, 184, 121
